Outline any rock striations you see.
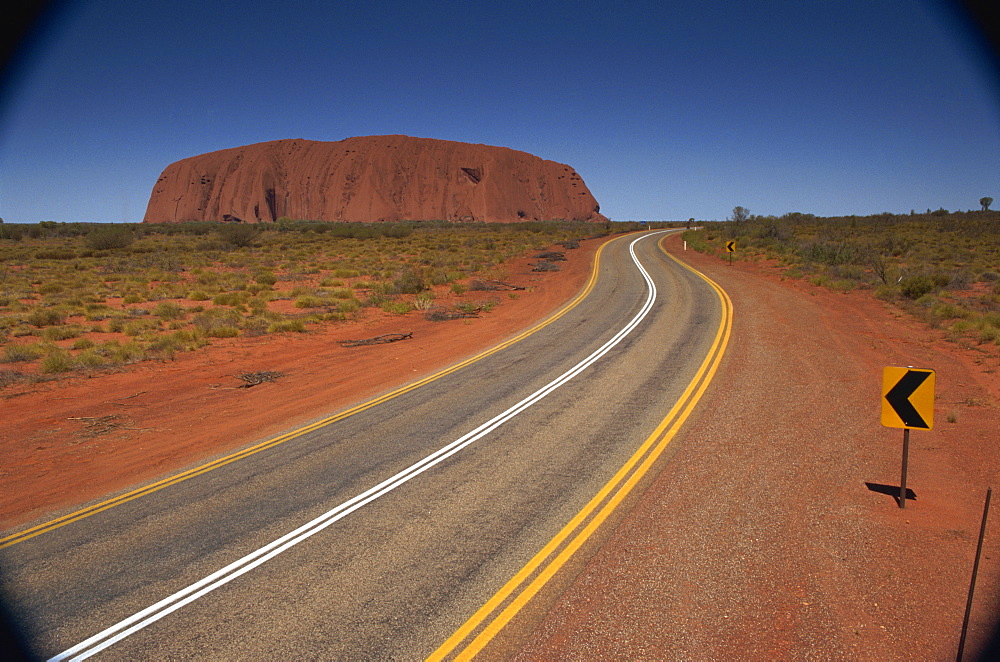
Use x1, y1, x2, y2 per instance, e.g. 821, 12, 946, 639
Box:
142, 135, 606, 224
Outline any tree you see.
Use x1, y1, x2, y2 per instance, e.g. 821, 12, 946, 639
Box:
981, 197, 993, 211
729, 206, 750, 223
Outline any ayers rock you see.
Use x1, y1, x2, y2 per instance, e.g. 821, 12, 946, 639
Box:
143, 135, 607, 224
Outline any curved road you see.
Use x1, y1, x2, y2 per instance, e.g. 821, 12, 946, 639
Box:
0, 231, 727, 660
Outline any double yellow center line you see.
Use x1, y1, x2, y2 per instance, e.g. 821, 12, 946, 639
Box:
428, 236, 733, 661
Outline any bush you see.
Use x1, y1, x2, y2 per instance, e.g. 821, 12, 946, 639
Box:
40, 349, 74, 373
218, 224, 259, 248
2, 343, 43, 362
900, 275, 935, 300
26, 308, 65, 327
382, 300, 414, 314
391, 269, 426, 294
267, 319, 306, 333
294, 295, 325, 308
153, 301, 185, 320
85, 226, 135, 250
75, 349, 106, 368
42, 325, 82, 341
253, 270, 277, 286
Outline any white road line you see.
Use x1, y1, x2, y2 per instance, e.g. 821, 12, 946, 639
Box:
51, 232, 664, 661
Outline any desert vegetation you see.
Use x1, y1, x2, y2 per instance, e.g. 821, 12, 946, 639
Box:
0, 220, 623, 383
684, 208, 1000, 348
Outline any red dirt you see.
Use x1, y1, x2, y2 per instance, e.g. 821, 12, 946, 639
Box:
509, 233, 1000, 660
0, 237, 604, 532
142, 135, 607, 224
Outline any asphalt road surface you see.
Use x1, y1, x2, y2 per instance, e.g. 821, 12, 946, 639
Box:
0, 230, 725, 660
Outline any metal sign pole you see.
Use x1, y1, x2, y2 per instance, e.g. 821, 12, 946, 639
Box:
899, 429, 910, 508
957, 487, 992, 661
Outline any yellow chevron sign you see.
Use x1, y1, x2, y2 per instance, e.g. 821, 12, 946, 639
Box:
881, 367, 935, 430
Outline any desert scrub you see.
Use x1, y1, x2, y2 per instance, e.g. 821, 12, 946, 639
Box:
212, 291, 249, 307
337, 299, 361, 314
40, 348, 75, 373
26, 308, 65, 327
381, 300, 414, 314
294, 295, 326, 308
152, 301, 186, 320
97, 341, 147, 365
41, 325, 82, 341
2, 343, 44, 363
267, 319, 306, 333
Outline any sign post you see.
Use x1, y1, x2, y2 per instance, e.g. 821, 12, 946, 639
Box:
881, 366, 935, 508
725, 240, 736, 265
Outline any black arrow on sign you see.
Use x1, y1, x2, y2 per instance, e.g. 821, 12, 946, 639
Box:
885, 370, 931, 428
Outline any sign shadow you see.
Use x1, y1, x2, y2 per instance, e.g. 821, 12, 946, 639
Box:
866, 482, 917, 506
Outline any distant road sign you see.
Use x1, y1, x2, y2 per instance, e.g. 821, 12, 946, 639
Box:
725, 241, 736, 252
882, 367, 935, 430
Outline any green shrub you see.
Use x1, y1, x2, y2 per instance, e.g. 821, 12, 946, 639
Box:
35, 249, 78, 260
267, 319, 306, 333
72, 337, 96, 350
42, 325, 82, 341
212, 291, 248, 307
122, 293, 145, 304
337, 299, 361, 314
26, 308, 65, 327
153, 301, 185, 320
40, 349, 74, 373
900, 275, 935, 300
85, 226, 134, 250
2, 343, 43, 362
294, 295, 325, 308
450, 282, 467, 295
75, 349, 106, 368
382, 300, 414, 314
98, 340, 147, 365
253, 270, 278, 286
391, 269, 426, 294
217, 224, 259, 248
38, 282, 65, 295
206, 326, 240, 338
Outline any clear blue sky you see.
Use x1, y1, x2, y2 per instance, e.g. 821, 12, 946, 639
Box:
0, 0, 997, 223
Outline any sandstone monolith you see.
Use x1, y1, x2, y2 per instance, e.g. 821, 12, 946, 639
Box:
142, 135, 606, 224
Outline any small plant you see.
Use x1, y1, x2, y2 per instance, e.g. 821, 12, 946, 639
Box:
150, 301, 184, 320
253, 270, 278, 286
294, 295, 325, 308
26, 309, 65, 327
217, 224, 259, 248
382, 300, 414, 314
85, 226, 134, 251
900, 275, 935, 300
2, 343, 43, 362
40, 349, 74, 373
42, 325, 82, 341
267, 319, 306, 333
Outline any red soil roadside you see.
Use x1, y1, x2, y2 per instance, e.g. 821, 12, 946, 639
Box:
510, 232, 1000, 660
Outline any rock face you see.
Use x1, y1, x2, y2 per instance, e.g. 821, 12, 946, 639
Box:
142, 135, 606, 224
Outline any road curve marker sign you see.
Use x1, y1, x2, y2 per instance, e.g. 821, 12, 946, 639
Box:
725, 240, 736, 252
881, 366, 935, 430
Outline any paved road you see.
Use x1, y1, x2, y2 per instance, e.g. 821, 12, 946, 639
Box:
0, 231, 723, 660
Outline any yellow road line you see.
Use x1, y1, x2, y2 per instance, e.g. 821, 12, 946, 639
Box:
0, 236, 626, 550
428, 236, 733, 661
